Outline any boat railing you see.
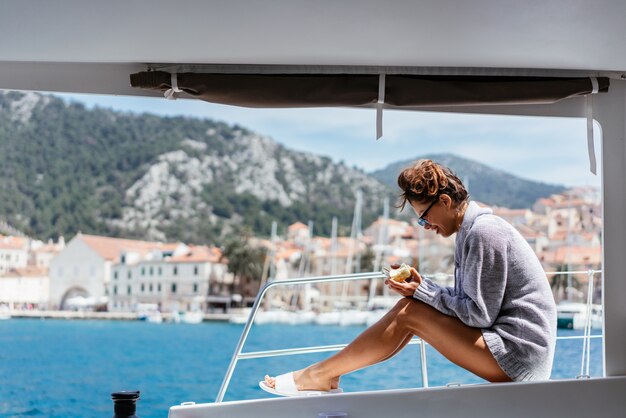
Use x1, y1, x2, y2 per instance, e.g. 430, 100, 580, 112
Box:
215, 269, 603, 403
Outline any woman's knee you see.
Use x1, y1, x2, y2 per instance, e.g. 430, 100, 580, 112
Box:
393, 297, 428, 313
392, 298, 428, 331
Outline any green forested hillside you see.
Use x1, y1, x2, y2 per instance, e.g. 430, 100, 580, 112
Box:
0, 91, 567, 244
0, 91, 391, 243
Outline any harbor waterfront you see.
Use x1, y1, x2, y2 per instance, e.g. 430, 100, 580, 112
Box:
0, 319, 602, 418
3, 310, 231, 322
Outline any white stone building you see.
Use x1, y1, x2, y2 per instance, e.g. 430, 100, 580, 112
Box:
0, 266, 49, 309
48, 233, 166, 310
0, 235, 29, 275
29, 237, 65, 269
287, 222, 310, 246
108, 245, 231, 313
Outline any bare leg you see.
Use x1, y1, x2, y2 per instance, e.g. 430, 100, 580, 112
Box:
267, 298, 510, 391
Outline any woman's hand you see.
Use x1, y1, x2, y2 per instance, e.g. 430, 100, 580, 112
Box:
385, 264, 422, 297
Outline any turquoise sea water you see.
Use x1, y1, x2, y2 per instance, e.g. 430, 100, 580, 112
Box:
0, 319, 602, 418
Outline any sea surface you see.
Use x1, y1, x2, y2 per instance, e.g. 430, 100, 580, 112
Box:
0, 319, 603, 418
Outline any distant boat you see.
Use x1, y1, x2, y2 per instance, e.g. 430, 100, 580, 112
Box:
181, 311, 204, 324
168, 310, 181, 323
339, 309, 369, 326
137, 311, 163, 323
556, 302, 602, 330
0, 306, 11, 320
228, 308, 251, 325
229, 309, 316, 325
136, 303, 163, 324
313, 311, 340, 325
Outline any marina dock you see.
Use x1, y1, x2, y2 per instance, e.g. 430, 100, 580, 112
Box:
5, 310, 233, 322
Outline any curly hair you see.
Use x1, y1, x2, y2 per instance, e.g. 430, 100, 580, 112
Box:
397, 159, 469, 211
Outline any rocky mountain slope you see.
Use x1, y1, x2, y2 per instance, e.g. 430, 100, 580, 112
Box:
0, 91, 390, 243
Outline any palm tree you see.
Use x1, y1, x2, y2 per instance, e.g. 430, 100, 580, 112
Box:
550, 264, 569, 303
221, 235, 266, 306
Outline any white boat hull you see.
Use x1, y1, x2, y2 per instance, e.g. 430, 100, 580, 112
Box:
181, 312, 204, 324
169, 377, 626, 418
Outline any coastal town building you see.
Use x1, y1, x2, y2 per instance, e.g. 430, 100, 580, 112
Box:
1, 187, 603, 313
286, 222, 311, 246
107, 244, 231, 313
0, 235, 28, 275
29, 237, 65, 269
48, 234, 174, 310
0, 266, 48, 309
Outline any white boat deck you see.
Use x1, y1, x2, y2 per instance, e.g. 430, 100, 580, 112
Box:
168, 377, 626, 418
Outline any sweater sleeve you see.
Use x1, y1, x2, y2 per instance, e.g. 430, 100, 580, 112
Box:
413, 223, 508, 328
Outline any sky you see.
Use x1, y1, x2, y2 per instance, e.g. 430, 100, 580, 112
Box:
54, 92, 602, 188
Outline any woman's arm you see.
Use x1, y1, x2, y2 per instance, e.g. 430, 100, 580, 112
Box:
412, 224, 508, 327
386, 269, 455, 302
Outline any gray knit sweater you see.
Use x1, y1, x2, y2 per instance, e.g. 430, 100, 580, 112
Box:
413, 201, 557, 381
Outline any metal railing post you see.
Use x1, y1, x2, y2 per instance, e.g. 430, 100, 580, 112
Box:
215, 271, 384, 402
419, 340, 429, 388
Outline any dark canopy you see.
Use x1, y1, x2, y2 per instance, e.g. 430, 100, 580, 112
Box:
130, 71, 609, 108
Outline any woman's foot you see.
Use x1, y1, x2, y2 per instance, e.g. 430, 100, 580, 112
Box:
264, 367, 340, 391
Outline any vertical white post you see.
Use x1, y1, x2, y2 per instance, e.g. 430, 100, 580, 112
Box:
596, 80, 626, 376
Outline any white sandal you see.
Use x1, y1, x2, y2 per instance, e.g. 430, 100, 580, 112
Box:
259, 372, 343, 397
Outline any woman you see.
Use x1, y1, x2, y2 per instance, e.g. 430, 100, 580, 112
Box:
261, 159, 557, 396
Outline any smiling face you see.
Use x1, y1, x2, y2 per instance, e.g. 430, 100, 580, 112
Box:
410, 194, 462, 237
397, 159, 469, 236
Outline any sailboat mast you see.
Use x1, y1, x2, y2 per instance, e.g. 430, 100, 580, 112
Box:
330, 216, 338, 303
370, 197, 389, 302
345, 190, 363, 274
302, 220, 314, 311
260, 220, 278, 287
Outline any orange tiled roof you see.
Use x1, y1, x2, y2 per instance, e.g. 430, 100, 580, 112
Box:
34, 244, 61, 253
288, 222, 309, 231
79, 234, 174, 262
1, 266, 48, 278
549, 230, 569, 241
0, 236, 28, 250
274, 248, 300, 261
168, 245, 223, 263
312, 237, 332, 249
537, 198, 556, 206
540, 246, 601, 265
281, 241, 302, 250
159, 242, 184, 252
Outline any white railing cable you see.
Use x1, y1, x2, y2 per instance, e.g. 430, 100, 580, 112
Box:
577, 269, 596, 378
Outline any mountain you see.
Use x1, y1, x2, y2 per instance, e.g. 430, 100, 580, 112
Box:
0, 91, 568, 244
0, 91, 392, 243
370, 153, 566, 209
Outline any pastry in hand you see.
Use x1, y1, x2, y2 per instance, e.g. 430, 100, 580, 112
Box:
389, 263, 412, 282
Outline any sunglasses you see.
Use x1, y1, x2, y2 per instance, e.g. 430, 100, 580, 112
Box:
417, 199, 437, 227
